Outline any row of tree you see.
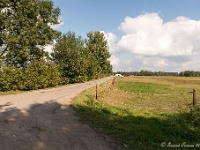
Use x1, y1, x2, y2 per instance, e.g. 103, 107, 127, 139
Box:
115, 70, 200, 77
0, 0, 112, 91
52, 31, 112, 84
179, 71, 200, 77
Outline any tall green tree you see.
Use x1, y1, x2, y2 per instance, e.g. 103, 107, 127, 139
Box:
52, 32, 87, 83
52, 31, 112, 83
0, 0, 61, 67
86, 31, 112, 78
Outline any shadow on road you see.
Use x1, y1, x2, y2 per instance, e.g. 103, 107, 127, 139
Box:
0, 101, 122, 150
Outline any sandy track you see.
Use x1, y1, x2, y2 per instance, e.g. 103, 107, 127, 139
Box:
0, 77, 124, 150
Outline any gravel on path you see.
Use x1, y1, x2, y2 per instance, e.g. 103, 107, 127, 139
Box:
0, 77, 124, 150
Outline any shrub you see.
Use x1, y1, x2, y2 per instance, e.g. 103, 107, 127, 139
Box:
0, 67, 24, 91
24, 60, 61, 90
0, 60, 61, 91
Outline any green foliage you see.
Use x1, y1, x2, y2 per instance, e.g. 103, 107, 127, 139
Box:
179, 71, 200, 77
52, 32, 87, 83
24, 60, 61, 90
52, 31, 112, 83
0, 0, 61, 67
0, 67, 23, 91
86, 31, 112, 77
47, 62, 62, 87
0, 0, 112, 91
0, 61, 61, 91
181, 106, 200, 128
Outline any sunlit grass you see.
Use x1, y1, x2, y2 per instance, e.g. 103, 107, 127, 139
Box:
73, 76, 200, 149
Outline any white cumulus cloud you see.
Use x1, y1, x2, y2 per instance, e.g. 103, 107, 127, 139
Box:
105, 13, 200, 72
104, 32, 119, 54
108, 55, 119, 66
118, 13, 200, 57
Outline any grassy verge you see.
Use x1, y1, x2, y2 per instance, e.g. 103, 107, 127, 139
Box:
73, 76, 200, 149
0, 90, 23, 96
0, 83, 74, 96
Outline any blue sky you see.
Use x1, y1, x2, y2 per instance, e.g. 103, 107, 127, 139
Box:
52, 0, 200, 72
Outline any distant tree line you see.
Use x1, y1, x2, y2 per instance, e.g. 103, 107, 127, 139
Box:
114, 70, 200, 77
0, 0, 112, 91
179, 71, 200, 77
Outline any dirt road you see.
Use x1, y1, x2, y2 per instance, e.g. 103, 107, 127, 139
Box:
0, 77, 123, 150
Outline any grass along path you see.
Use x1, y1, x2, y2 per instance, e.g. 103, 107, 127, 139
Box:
73, 76, 200, 149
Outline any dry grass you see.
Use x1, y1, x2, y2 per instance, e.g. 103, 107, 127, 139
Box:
96, 76, 200, 113
120, 76, 200, 87
73, 76, 200, 149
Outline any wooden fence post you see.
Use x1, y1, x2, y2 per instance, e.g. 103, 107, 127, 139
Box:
112, 77, 116, 87
96, 84, 98, 99
193, 89, 196, 106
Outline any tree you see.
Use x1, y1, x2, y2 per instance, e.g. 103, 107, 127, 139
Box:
0, 0, 61, 67
86, 31, 112, 78
52, 31, 112, 83
52, 32, 87, 83
24, 60, 61, 90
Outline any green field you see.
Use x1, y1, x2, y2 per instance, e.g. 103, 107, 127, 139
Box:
73, 76, 200, 149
